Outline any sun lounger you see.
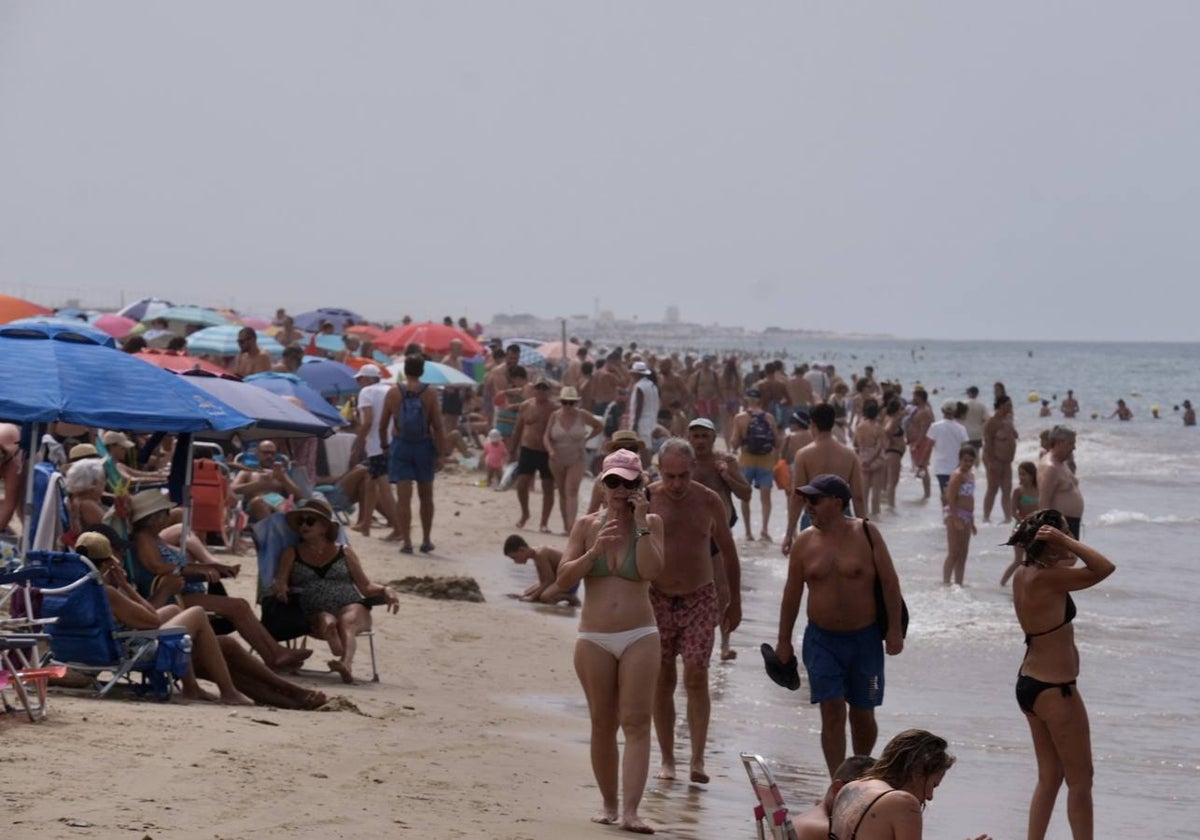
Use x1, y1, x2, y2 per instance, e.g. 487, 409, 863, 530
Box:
741, 752, 801, 840
23, 551, 193, 701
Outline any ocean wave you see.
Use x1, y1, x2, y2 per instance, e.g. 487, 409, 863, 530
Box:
1096, 509, 1200, 527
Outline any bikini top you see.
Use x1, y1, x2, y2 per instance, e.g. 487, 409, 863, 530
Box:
958, 478, 975, 496
829, 788, 901, 840
1024, 593, 1077, 645
588, 513, 643, 582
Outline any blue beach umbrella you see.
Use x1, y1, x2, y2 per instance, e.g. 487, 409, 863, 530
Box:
178, 372, 337, 440
384, 360, 479, 387
187, 325, 285, 357
6, 317, 117, 348
243, 372, 347, 428
291, 308, 364, 333
296, 357, 360, 398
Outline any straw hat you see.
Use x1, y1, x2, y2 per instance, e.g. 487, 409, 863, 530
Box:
285, 498, 340, 541
68, 443, 100, 462
129, 489, 175, 525
602, 430, 646, 453
559, 386, 580, 403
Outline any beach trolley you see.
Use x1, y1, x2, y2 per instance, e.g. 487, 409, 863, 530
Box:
741, 753, 800, 840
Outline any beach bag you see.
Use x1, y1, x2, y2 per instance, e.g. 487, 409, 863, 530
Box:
745, 411, 776, 455
863, 520, 909, 638
497, 462, 518, 492
397, 384, 429, 443
772, 458, 791, 492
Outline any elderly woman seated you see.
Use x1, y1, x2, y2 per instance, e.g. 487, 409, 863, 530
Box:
64, 459, 109, 545
128, 489, 311, 672
271, 498, 398, 684
75, 529, 326, 709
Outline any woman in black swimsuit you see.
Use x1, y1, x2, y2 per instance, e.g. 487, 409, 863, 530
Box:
828, 729, 989, 839
1007, 509, 1115, 840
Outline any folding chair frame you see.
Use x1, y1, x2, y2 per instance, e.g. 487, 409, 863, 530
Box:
741, 752, 800, 840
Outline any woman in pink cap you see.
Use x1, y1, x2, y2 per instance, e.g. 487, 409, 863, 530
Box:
557, 448, 665, 834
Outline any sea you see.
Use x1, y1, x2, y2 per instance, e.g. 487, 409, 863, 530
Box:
496, 338, 1200, 839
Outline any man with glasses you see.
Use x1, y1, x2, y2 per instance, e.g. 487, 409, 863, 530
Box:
646, 438, 741, 785
231, 327, 272, 378
775, 473, 905, 777
232, 440, 301, 522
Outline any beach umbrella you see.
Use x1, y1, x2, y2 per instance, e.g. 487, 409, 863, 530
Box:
187, 325, 285, 358
291, 307, 364, 333
134, 348, 233, 377
513, 345, 547, 368
345, 324, 385, 342
0, 294, 52, 325
178, 372, 337, 439
54, 308, 101, 322
375, 321, 483, 356
313, 334, 351, 355
117, 297, 173, 323
6, 317, 117, 348
92, 313, 139, 338
385, 360, 477, 387
243, 372, 347, 428
535, 340, 582, 360
296, 356, 360, 398
146, 305, 230, 330
238, 314, 273, 330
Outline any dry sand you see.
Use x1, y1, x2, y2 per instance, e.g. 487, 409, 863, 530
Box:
2, 466, 750, 839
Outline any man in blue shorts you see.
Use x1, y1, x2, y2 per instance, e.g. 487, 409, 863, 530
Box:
774, 474, 905, 777
379, 355, 446, 554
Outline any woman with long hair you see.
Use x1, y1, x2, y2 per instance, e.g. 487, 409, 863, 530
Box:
557, 449, 664, 834
1007, 510, 1114, 840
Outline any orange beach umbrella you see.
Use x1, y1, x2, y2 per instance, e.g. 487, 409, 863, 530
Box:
0, 294, 53, 325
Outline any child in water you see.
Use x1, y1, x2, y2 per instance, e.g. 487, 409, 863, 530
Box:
1000, 461, 1039, 586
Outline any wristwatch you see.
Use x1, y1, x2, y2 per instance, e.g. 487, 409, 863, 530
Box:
634, 527, 651, 538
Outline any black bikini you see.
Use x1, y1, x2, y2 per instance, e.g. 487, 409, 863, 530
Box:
829, 789, 899, 840
1015, 594, 1077, 714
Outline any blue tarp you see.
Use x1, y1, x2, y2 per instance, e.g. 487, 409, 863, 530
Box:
0, 327, 253, 432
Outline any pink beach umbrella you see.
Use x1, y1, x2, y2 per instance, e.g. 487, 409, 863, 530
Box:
239, 315, 273, 330
92, 313, 139, 338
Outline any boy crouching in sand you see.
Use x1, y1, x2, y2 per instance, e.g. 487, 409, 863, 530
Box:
503, 535, 580, 606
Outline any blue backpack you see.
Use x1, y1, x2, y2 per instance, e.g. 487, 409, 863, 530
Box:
397, 384, 430, 443
744, 410, 776, 455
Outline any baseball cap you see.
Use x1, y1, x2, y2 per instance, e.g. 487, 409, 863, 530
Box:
941, 399, 958, 415
74, 531, 114, 561
687, 418, 716, 432
354, 364, 382, 380
599, 449, 642, 481
797, 474, 852, 502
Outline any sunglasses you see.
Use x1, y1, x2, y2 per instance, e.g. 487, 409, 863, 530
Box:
297, 515, 324, 527
602, 475, 642, 490
798, 493, 826, 505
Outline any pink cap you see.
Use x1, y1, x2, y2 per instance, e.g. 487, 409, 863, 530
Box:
600, 449, 642, 481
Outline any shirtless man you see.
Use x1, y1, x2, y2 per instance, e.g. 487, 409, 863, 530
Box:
731, 389, 780, 541
961, 386, 990, 455
782, 404, 866, 556
787, 365, 816, 414
231, 440, 302, 522
981, 395, 1018, 523
754, 361, 791, 427
688, 418, 751, 659
231, 327, 272, 378
792, 755, 875, 840
1109, 399, 1133, 421
905, 387, 935, 499
482, 344, 521, 421
648, 439, 740, 785
656, 358, 689, 417
776, 474, 904, 777
1060, 389, 1080, 419
273, 344, 303, 373
688, 355, 723, 420
439, 339, 465, 372
509, 378, 558, 532
589, 354, 623, 417
1038, 426, 1084, 538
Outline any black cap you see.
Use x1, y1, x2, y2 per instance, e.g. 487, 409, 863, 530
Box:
797, 474, 852, 501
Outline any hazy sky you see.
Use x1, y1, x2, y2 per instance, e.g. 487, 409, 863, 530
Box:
3, 3, 1198, 341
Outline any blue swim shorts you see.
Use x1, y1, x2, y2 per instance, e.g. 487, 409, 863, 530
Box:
741, 464, 774, 490
388, 438, 436, 484
801, 621, 885, 709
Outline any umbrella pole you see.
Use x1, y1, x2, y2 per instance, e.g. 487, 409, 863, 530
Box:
179, 437, 195, 551
18, 422, 40, 561
561, 319, 567, 377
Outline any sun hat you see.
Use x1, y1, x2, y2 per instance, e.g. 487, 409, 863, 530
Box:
285, 497, 340, 540
68, 443, 100, 462
630, 361, 651, 375
687, 418, 716, 432
559, 386, 580, 403
602, 430, 646, 453
354, 364, 382, 380
487, 429, 502, 443
74, 531, 115, 562
101, 430, 135, 448
797, 474, 852, 502
599, 449, 642, 482
129, 489, 175, 524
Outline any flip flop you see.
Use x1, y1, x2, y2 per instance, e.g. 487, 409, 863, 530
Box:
400, 544, 414, 554
419, 542, 435, 553
760, 643, 801, 691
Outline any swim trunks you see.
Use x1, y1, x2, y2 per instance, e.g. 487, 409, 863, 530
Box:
801, 621, 884, 708
388, 438, 436, 484
516, 446, 552, 479
650, 582, 719, 669
366, 453, 388, 479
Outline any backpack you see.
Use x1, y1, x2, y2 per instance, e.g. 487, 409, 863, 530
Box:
744, 410, 776, 455
397, 384, 430, 443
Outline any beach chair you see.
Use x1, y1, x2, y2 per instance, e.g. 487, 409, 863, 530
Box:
1, 632, 67, 721
22, 551, 193, 701
252, 513, 379, 682
741, 753, 801, 840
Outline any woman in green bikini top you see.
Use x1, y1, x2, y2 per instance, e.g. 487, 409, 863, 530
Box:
555, 448, 664, 834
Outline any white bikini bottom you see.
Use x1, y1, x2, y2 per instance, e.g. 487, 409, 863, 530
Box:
577, 626, 659, 659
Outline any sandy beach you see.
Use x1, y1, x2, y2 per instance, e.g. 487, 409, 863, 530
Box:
3, 468, 660, 840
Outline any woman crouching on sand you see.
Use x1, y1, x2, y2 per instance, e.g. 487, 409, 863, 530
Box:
557, 449, 664, 834
1007, 510, 1114, 840
829, 729, 991, 840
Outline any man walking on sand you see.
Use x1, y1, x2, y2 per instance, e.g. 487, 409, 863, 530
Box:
509, 377, 558, 532
776, 474, 904, 777
781, 403, 865, 556
648, 438, 741, 785
379, 355, 446, 554
350, 365, 402, 541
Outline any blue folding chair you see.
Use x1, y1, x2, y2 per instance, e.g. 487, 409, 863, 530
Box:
23, 551, 193, 701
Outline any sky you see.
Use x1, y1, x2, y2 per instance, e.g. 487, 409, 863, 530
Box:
2, 2, 1198, 342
